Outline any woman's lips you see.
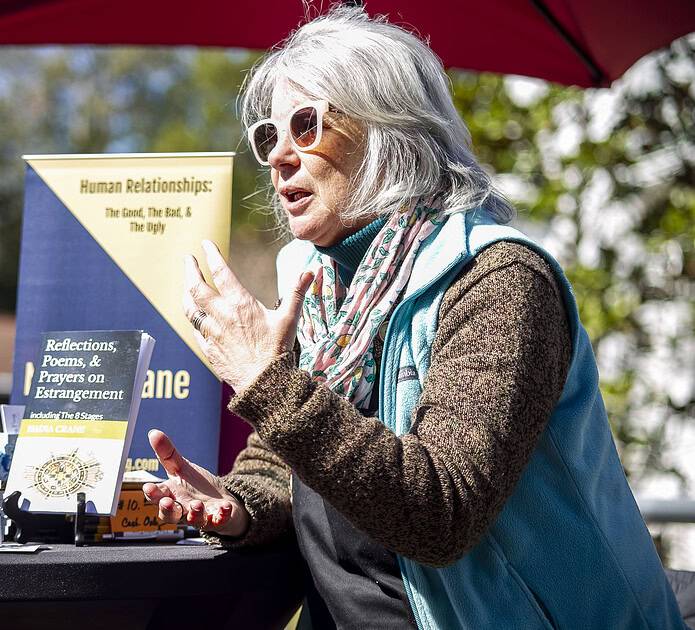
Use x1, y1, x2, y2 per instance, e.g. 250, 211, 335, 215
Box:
282, 190, 313, 215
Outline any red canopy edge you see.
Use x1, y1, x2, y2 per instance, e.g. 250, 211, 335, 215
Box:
0, 0, 694, 87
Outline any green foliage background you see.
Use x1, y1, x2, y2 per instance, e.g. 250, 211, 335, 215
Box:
0, 40, 693, 497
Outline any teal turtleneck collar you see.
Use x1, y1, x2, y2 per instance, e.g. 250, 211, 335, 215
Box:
315, 216, 387, 286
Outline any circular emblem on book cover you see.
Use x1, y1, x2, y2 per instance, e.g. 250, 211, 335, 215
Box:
26, 450, 104, 498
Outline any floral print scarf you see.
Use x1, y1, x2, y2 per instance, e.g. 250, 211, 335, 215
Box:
297, 202, 444, 409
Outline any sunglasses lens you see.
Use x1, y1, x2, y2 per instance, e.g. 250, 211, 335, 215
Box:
290, 106, 319, 148
252, 123, 278, 162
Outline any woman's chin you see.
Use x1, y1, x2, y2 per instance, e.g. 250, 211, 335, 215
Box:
288, 218, 328, 245
286, 207, 352, 246
288, 223, 315, 243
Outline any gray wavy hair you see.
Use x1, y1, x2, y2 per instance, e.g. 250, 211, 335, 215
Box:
241, 6, 514, 230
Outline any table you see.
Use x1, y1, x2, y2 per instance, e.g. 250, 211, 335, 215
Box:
0, 540, 306, 630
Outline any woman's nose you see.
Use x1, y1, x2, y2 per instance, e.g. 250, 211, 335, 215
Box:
267, 129, 300, 169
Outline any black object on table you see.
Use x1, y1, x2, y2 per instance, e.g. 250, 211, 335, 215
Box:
0, 539, 306, 630
2, 490, 76, 544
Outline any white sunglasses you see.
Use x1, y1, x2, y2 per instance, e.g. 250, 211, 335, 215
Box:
247, 100, 334, 166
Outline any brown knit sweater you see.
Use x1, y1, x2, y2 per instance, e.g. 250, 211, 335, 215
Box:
208, 241, 571, 568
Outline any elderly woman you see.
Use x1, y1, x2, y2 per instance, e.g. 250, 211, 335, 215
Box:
144, 8, 684, 629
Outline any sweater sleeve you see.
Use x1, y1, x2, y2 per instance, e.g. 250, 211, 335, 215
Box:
229, 243, 572, 566
202, 430, 293, 548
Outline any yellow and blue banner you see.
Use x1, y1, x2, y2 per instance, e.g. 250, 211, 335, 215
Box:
12, 153, 234, 474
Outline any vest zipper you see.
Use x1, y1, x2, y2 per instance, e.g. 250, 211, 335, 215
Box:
377, 255, 467, 629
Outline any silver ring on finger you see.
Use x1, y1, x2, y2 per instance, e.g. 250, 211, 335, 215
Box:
172, 499, 187, 524
191, 309, 208, 334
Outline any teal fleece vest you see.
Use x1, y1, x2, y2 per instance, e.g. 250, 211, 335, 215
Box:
276, 208, 684, 630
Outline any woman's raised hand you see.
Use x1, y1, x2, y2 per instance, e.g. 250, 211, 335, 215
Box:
183, 240, 313, 396
143, 429, 249, 536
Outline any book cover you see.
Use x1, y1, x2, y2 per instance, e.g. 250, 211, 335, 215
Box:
5, 330, 154, 514
0, 433, 17, 485
12, 153, 233, 474
0, 405, 22, 484
0, 405, 24, 434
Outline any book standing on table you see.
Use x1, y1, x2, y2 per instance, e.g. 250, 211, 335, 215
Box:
5, 330, 154, 515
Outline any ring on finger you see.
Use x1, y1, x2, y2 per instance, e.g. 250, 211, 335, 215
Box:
191, 309, 208, 333
172, 499, 187, 523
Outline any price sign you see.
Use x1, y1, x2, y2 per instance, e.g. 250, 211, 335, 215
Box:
110, 489, 177, 534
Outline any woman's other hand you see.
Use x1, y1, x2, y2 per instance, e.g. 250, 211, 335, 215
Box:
143, 429, 249, 537
183, 240, 313, 395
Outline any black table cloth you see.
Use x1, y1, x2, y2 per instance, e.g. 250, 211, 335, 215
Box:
0, 541, 306, 630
